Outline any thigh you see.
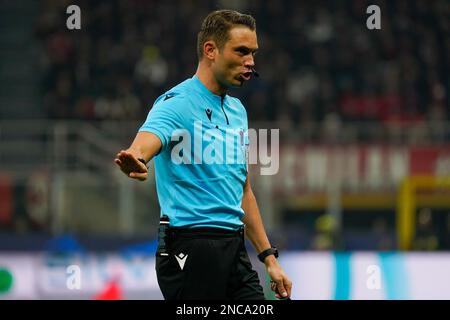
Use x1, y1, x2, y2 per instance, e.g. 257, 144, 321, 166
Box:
156, 236, 240, 300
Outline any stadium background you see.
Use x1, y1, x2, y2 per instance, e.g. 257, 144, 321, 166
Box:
0, 0, 449, 299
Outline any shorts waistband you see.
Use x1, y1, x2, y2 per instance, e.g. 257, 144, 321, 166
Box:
168, 226, 244, 238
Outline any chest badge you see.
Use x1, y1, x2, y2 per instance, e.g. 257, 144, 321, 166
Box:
205, 108, 213, 122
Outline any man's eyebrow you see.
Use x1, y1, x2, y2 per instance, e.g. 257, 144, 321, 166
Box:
234, 46, 258, 53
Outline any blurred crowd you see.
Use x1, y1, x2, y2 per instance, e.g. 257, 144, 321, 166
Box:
34, 0, 449, 126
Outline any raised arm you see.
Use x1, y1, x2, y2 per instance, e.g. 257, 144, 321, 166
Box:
114, 132, 162, 181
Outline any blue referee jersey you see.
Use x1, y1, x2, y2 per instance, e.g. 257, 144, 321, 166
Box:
139, 75, 249, 230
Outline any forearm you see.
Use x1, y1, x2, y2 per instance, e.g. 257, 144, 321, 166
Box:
127, 132, 162, 162
241, 185, 272, 254
241, 181, 291, 298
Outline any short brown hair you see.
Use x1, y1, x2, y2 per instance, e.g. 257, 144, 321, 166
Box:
197, 10, 256, 60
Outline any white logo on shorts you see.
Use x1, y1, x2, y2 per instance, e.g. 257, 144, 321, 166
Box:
175, 253, 188, 270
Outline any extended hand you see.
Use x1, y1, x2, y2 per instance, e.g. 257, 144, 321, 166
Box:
114, 150, 148, 181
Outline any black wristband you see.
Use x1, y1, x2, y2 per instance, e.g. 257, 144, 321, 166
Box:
258, 246, 279, 263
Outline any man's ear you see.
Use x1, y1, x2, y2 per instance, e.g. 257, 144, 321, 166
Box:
203, 40, 217, 60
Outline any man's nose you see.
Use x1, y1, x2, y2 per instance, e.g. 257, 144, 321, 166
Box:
244, 55, 255, 68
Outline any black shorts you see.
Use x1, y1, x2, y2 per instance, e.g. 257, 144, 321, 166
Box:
155, 227, 265, 300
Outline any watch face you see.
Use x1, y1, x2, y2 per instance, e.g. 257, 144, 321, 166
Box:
273, 248, 279, 258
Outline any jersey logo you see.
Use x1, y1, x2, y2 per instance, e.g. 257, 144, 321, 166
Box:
205, 108, 213, 121
164, 94, 174, 101
175, 253, 188, 270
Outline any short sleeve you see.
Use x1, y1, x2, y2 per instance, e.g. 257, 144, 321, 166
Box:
139, 95, 187, 150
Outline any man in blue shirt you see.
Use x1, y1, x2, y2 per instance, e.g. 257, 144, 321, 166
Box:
115, 9, 291, 300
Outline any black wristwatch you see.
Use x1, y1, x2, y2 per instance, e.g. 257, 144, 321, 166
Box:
258, 246, 279, 263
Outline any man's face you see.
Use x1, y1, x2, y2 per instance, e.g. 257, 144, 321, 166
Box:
212, 26, 258, 88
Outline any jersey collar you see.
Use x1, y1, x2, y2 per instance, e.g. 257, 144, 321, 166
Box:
191, 75, 225, 102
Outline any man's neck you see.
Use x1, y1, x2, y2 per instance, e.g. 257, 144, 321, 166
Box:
195, 63, 227, 96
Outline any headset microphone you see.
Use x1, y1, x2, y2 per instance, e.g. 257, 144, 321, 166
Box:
251, 67, 259, 78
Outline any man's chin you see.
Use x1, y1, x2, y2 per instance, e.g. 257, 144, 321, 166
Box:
231, 78, 245, 87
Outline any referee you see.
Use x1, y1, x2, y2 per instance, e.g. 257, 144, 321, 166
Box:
115, 9, 292, 300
